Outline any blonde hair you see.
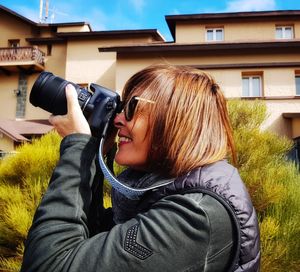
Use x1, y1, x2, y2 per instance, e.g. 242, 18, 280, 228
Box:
122, 64, 236, 177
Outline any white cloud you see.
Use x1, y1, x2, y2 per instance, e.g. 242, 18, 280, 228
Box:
129, 0, 145, 13
88, 8, 141, 31
86, 8, 109, 30
225, 0, 276, 12
169, 9, 180, 15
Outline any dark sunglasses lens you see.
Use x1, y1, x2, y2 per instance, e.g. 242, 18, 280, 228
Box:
125, 97, 138, 121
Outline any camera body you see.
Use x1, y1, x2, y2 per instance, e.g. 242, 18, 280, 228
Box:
30, 71, 121, 138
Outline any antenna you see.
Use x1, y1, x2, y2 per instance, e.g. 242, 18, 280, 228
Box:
49, 6, 68, 23
39, 0, 43, 22
39, 0, 68, 23
39, 0, 50, 23
45, 0, 49, 20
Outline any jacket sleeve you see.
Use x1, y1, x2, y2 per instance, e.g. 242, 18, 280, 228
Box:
20, 134, 217, 272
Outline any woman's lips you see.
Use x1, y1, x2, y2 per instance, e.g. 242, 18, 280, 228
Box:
118, 136, 132, 146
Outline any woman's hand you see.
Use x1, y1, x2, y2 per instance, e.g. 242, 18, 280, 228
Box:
49, 84, 91, 137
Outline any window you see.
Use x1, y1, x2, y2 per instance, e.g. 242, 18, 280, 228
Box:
206, 28, 224, 41
242, 75, 262, 97
8, 39, 20, 47
47, 44, 52, 56
16, 73, 27, 119
276, 26, 294, 39
296, 76, 300, 96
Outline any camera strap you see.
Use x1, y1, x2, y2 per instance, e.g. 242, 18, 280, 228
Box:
98, 138, 174, 200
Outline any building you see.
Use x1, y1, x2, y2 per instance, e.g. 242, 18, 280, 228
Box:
0, 4, 164, 153
0, 5, 300, 159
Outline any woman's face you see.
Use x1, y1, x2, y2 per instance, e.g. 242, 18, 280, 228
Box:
113, 108, 151, 170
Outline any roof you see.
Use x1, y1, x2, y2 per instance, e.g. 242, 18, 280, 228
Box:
99, 39, 300, 54
0, 5, 92, 31
282, 112, 300, 119
165, 10, 300, 40
1, 4, 165, 42
0, 119, 53, 142
56, 29, 165, 41
0, 4, 37, 26
39, 22, 91, 28
26, 29, 165, 44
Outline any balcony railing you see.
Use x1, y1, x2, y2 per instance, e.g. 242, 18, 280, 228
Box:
0, 46, 45, 66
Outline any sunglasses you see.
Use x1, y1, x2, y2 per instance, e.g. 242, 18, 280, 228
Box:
122, 96, 155, 121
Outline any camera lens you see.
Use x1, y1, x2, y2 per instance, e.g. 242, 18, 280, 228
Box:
30, 72, 91, 115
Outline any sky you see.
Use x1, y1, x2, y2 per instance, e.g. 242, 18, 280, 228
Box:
1, 0, 300, 41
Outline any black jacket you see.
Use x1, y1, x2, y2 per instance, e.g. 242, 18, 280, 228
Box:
141, 162, 261, 271
21, 134, 260, 271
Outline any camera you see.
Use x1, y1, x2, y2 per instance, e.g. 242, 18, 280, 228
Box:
30, 71, 121, 138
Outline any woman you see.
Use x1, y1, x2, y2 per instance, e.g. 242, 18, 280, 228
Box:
21, 64, 260, 271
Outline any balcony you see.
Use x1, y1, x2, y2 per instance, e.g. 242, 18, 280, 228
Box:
0, 46, 45, 74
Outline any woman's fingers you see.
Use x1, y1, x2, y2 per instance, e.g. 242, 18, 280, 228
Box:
49, 84, 91, 137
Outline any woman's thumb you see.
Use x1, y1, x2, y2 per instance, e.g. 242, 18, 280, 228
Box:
66, 84, 80, 113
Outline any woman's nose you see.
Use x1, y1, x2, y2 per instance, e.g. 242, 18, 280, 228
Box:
114, 112, 126, 128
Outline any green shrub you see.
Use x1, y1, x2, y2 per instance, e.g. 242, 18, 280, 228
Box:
0, 132, 60, 185
1, 100, 299, 271
0, 132, 61, 271
228, 100, 300, 272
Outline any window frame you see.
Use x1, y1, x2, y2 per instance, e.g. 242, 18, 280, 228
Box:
205, 27, 224, 42
275, 25, 294, 39
295, 74, 300, 96
241, 72, 263, 98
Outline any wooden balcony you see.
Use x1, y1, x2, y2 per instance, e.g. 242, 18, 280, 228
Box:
0, 46, 45, 75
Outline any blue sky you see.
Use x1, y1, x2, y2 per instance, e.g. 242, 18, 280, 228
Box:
1, 0, 300, 41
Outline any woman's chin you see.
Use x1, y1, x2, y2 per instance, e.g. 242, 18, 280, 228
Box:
114, 153, 131, 168
114, 157, 147, 172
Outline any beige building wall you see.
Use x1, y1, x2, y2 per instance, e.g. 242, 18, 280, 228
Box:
0, 12, 33, 47
0, 74, 19, 119
292, 119, 300, 138
264, 68, 297, 97
175, 21, 300, 43
39, 27, 55, 38
65, 36, 161, 90
176, 22, 204, 43
295, 21, 300, 38
115, 54, 300, 94
57, 25, 90, 33
41, 43, 68, 76
0, 73, 52, 120
0, 133, 14, 151
264, 101, 300, 138
224, 21, 300, 41
0, 13, 33, 47
65, 40, 116, 89
215, 67, 299, 98
143, 53, 300, 68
